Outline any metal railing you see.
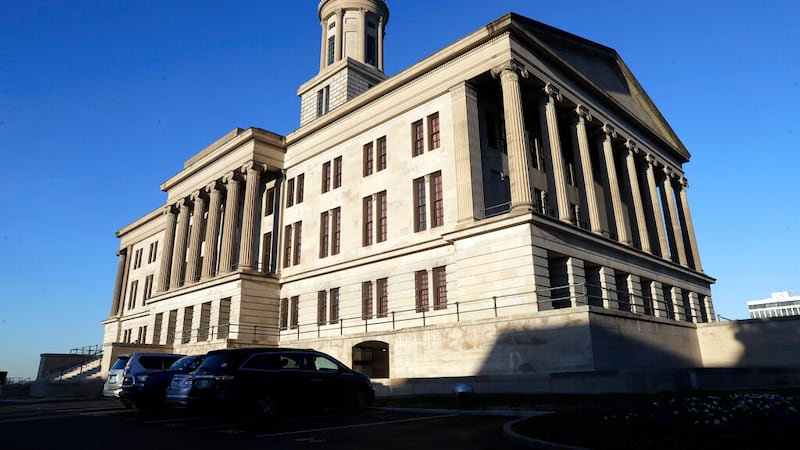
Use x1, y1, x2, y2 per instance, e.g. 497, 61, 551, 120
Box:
162, 282, 712, 345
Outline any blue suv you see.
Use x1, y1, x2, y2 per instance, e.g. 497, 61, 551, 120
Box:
119, 354, 205, 411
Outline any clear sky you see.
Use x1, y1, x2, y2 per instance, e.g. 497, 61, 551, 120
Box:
1, 0, 798, 380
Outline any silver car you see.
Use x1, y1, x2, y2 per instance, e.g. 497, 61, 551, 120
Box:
103, 352, 184, 399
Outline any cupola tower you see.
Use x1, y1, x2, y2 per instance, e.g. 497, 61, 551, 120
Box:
298, 0, 390, 126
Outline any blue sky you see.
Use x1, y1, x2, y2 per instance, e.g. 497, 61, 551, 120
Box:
1, 0, 798, 379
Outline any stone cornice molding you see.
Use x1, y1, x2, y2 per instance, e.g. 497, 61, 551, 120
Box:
490, 59, 529, 79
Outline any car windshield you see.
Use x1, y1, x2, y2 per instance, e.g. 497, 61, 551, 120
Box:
195, 353, 238, 375
110, 356, 130, 370
169, 355, 204, 371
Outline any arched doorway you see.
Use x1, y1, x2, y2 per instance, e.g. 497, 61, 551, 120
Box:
352, 341, 389, 378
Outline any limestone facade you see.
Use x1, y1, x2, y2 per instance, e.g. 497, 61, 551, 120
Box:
102, 3, 717, 390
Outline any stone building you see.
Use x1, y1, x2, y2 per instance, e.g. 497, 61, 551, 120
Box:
102, 1, 717, 393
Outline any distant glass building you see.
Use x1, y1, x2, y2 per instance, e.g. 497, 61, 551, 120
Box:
748, 292, 800, 318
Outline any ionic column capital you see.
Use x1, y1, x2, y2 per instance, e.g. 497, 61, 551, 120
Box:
174, 197, 191, 210
205, 180, 222, 193
680, 177, 689, 189
602, 123, 617, 139
223, 171, 241, 184
624, 139, 639, 155
490, 59, 529, 80
575, 105, 593, 122
543, 83, 563, 102
662, 166, 675, 180
162, 205, 177, 216
240, 161, 264, 174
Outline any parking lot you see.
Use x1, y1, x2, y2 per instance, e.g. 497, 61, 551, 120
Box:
0, 399, 530, 449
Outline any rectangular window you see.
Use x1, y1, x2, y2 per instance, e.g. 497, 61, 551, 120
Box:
283, 224, 292, 268
265, 187, 275, 215
332, 207, 341, 255
376, 278, 388, 318
377, 136, 387, 171
261, 232, 272, 273
329, 288, 340, 324
433, 266, 447, 310
148, 242, 158, 264
415, 270, 429, 312
412, 119, 424, 157
362, 196, 373, 246
363, 142, 373, 176
287, 178, 295, 207
428, 112, 440, 150
316, 86, 330, 117
296, 173, 305, 204
322, 161, 331, 193
413, 177, 426, 232
293, 221, 302, 265
327, 36, 335, 65
128, 280, 138, 309
290, 296, 299, 329
431, 171, 444, 228
143, 274, 154, 302
377, 190, 387, 242
320, 211, 330, 258
333, 156, 342, 188
366, 35, 376, 65
362, 281, 373, 320
317, 291, 327, 326
280, 298, 289, 330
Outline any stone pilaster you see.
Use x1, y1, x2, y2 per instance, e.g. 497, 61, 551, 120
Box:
598, 266, 618, 310
157, 206, 177, 292
185, 190, 207, 284
540, 84, 571, 223
201, 181, 223, 279
238, 162, 263, 271
335, 9, 344, 62
219, 172, 242, 273
111, 248, 129, 316
450, 82, 484, 221
170, 198, 191, 288
573, 106, 603, 234
678, 177, 703, 271
377, 15, 385, 71
601, 125, 630, 244
491, 61, 532, 212
645, 155, 670, 258
661, 168, 688, 266
566, 257, 586, 307
624, 141, 651, 253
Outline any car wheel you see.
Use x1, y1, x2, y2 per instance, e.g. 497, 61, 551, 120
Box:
255, 394, 276, 420
349, 389, 369, 411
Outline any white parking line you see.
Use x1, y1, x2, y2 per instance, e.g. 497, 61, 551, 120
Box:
256, 414, 458, 438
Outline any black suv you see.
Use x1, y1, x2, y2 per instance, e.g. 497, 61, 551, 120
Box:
186, 348, 374, 418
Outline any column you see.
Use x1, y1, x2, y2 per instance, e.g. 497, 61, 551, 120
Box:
110, 248, 129, 315
601, 125, 630, 244
624, 141, 651, 253
660, 168, 688, 266
357, 8, 366, 61
170, 198, 191, 288
566, 257, 586, 307
598, 266, 618, 310
628, 274, 644, 314
334, 9, 344, 62
319, 20, 327, 70
450, 82, 484, 221
185, 190, 207, 284
377, 15, 385, 71
157, 206, 177, 292
238, 162, 263, 271
670, 287, 685, 321
651, 281, 666, 318
645, 155, 670, 258
573, 106, 603, 234
491, 61, 532, 212
219, 172, 242, 273
678, 178, 703, 271
540, 84, 571, 223
201, 182, 223, 279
